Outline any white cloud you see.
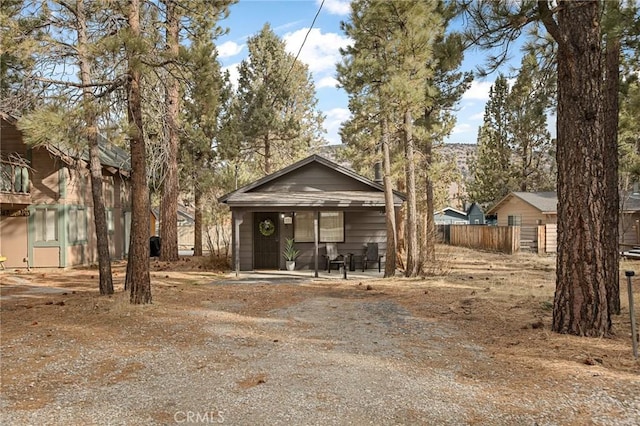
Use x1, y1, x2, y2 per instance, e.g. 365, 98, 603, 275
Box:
222, 63, 240, 88
218, 41, 244, 59
462, 81, 494, 100
283, 28, 351, 76
317, 76, 339, 89
319, 0, 351, 15
324, 107, 351, 145
470, 112, 484, 121
451, 123, 472, 134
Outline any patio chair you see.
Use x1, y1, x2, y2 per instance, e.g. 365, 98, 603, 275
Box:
323, 243, 346, 273
363, 242, 384, 273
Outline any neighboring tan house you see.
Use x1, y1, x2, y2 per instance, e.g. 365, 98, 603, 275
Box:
487, 192, 557, 227
0, 113, 130, 268
488, 191, 640, 252
487, 191, 557, 252
219, 154, 405, 273
434, 207, 469, 225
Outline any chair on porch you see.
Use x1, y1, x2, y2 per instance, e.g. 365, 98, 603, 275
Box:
363, 242, 384, 273
323, 243, 346, 273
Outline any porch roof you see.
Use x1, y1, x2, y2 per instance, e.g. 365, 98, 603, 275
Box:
220, 154, 405, 209
223, 190, 400, 208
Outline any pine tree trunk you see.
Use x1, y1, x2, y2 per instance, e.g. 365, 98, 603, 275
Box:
423, 134, 436, 266
160, 0, 179, 262
381, 116, 397, 278
126, 0, 151, 304
548, 1, 610, 336
194, 186, 203, 256
603, 28, 621, 315
404, 110, 419, 277
76, 0, 113, 295
264, 133, 271, 174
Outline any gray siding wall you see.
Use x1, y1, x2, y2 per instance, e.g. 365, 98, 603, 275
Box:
294, 210, 387, 271
255, 163, 373, 192
238, 213, 253, 270
235, 209, 388, 271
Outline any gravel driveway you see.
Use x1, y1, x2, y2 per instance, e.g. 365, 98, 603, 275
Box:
1, 270, 639, 425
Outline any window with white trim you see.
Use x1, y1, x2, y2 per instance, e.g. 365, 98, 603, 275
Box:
507, 215, 522, 226
294, 211, 345, 242
320, 211, 344, 242
35, 207, 58, 242
106, 209, 114, 233
68, 207, 87, 243
294, 211, 314, 242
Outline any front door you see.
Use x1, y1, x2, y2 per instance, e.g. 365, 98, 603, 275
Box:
254, 212, 279, 269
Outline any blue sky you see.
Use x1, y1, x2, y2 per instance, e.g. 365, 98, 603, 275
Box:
216, 0, 511, 145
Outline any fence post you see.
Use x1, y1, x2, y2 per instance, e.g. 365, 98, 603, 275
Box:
625, 271, 638, 359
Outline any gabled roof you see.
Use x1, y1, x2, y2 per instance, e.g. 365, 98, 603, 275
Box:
436, 207, 467, 217
219, 154, 405, 208
45, 135, 130, 172
487, 191, 557, 215
1, 112, 130, 173
489, 190, 640, 214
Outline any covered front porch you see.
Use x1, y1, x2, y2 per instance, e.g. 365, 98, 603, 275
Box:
219, 155, 405, 277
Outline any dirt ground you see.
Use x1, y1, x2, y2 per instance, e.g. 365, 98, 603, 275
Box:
1, 246, 639, 425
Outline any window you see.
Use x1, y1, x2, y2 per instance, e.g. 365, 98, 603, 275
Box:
320, 211, 344, 242
35, 207, 58, 242
294, 211, 314, 242
68, 207, 87, 243
294, 211, 345, 242
106, 210, 114, 233
103, 177, 114, 207
507, 215, 522, 226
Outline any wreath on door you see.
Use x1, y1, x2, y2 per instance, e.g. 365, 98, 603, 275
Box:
259, 218, 275, 236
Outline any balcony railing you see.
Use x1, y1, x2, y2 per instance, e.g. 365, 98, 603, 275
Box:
1, 161, 30, 194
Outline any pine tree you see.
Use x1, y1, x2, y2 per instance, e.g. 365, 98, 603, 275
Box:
125, 0, 152, 304
467, 75, 513, 206
462, 0, 640, 336
233, 24, 325, 175
506, 52, 555, 192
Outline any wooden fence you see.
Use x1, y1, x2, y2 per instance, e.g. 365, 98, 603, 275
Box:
449, 225, 520, 254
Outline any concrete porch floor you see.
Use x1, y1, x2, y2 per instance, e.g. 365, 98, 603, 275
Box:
221, 268, 387, 284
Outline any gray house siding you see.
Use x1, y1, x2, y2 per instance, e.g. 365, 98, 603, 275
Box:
237, 213, 254, 271
221, 155, 405, 273
234, 209, 387, 271
292, 210, 386, 271
256, 163, 373, 193
467, 204, 485, 225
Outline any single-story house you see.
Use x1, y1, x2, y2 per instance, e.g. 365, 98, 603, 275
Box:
488, 191, 640, 252
487, 192, 557, 227
620, 192, 640, 247
434, 207, 469, 225
152, 204, 210, 253
0, 113, 130, 268
219, 154, 405, 273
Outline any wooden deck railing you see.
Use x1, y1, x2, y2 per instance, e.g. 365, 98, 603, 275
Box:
0, 160, 30, 194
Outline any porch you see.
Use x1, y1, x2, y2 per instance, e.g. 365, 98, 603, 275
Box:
221, 267, 389, 284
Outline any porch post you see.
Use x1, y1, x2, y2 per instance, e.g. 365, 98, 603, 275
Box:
234, 210, 244, 277
314, 210, 319, 278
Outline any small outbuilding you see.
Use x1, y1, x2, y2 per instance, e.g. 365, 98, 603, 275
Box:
219, 154, 405, 274
434, 207, 468, 225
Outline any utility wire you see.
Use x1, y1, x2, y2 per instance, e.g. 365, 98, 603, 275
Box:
271, 0, 325, 108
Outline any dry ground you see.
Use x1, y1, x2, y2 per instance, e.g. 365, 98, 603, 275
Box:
1, 246, 639, 425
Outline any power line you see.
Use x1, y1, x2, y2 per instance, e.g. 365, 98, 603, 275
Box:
272, 0, 325, 107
